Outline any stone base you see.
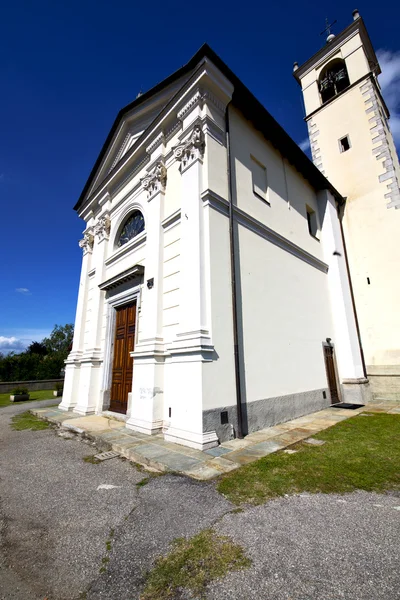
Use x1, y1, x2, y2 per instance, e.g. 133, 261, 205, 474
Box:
341, 378, 372, 404
163, 426, 219, 451
73, 406, 96, 416
126, 416, 163, 436
203, 388, 330, 442
59, 400, 76, 412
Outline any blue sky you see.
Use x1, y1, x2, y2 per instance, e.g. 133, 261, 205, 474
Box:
1, 0, 399, 353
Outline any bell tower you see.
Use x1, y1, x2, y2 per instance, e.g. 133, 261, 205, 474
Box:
294, 10, 400, 397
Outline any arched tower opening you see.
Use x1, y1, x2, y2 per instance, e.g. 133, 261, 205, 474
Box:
318, 59, 350, 104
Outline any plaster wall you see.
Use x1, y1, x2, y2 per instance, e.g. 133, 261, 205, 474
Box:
236, 222, 332, 401
310, 84, 400, 368
229, 109, 324, 259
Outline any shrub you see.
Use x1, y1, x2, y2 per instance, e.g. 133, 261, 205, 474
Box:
54, 382, 64, 391
11, 387, 29, 395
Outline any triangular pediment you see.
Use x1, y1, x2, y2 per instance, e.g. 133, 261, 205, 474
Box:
84, 74, 191, 201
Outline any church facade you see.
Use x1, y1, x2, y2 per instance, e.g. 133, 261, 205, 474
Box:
60, 44, 368, 450
294, 10, 400, 399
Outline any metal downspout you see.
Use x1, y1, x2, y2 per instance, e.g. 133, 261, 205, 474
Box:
225, 103, 244, 439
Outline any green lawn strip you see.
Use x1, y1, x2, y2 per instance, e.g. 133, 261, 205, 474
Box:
11, 411, 51, 431
0, 389, 55, 407
218, 413, 400, 505
141, 529, 251, 600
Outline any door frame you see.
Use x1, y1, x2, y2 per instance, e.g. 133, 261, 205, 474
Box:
101, 284, 141, 417
322, 340, 342, 404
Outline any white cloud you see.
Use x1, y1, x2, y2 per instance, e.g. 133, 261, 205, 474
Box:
0, 329, 51, 355
377, 49, 400, 147
15, 287, 31, 295
0, 336, 26, 354
298, 137, 310, 152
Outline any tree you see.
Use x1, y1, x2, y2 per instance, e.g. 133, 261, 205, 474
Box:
26, 341, 48, 356
0, 324, 74, 382
42, 324, 74, 357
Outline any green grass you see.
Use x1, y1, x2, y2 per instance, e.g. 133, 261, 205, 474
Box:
83, 455, 101, 464
141, 529, 251, 600
99, 528, 115, 574
218, 413, 400, 505
0, 389, 55, 407
11, 411, 51, 431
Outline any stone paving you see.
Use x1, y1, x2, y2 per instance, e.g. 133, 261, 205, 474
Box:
31, 398, 400, 480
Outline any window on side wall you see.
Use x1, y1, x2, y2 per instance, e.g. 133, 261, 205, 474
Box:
306, 205, 319, 239
339, 135, 351, 153
251, 156, 269, 203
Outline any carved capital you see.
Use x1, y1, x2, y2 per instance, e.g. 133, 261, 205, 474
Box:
173, 125, 205, 171
78, 231, 94, 255
94, 215, 111, 241
141, 161, 167, 199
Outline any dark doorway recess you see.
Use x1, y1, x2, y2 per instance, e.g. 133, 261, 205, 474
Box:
323, 342, 341, 404
110, 302, 136, 414
332, 403, 365, 410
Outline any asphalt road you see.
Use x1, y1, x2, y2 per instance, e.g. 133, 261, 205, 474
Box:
1, 400, 399, 600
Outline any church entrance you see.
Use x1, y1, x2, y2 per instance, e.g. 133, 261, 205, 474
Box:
323, 343, 341, 404
110, 302, 136, 414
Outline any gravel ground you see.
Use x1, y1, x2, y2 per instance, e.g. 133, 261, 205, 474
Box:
1, 401, 399, 600
210, 490, 400, 600
0, 402, 231, 600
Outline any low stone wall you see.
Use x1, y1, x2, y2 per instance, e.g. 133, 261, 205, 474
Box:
0, 379, 64, 394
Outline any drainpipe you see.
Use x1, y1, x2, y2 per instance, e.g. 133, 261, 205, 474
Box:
225, 103, 244, 439
337, 199, 368, 379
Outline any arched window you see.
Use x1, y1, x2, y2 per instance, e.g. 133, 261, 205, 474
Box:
319, 59, 350, 104
117, 210, 145, 247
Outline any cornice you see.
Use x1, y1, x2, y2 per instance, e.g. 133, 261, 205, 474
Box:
162, 208, 181, 231
99, 264, 145, 291
201, 189, 229, 215
176, 87, 227, 122
105, 231, 147, 267
146, 132, 165, 155
201, 189, 328, 273
177, 90, 203, 120
78, 59, 233, 213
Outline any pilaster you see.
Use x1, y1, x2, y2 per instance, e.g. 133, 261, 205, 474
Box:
318, 189, 371, 402
126, 140, 167, 435
161, 121, 217, 449
73, 215, 110, 415
59, 227, 94, 411
162, 75, 232, 449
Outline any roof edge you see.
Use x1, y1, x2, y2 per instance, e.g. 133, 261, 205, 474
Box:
75, 43, 343, 213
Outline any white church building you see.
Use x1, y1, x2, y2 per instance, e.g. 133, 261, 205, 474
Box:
60, 27, 373, 450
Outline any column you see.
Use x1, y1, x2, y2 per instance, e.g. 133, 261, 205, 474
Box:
59, 229, 94, 411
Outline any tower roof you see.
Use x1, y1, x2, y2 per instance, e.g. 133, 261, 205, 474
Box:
293, 15, 380, 84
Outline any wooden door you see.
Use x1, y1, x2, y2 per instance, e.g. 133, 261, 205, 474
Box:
110, 303, 136, 414
323, 344, 340, 404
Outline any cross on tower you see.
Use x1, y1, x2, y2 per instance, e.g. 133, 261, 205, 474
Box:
320, 17, 337, 38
